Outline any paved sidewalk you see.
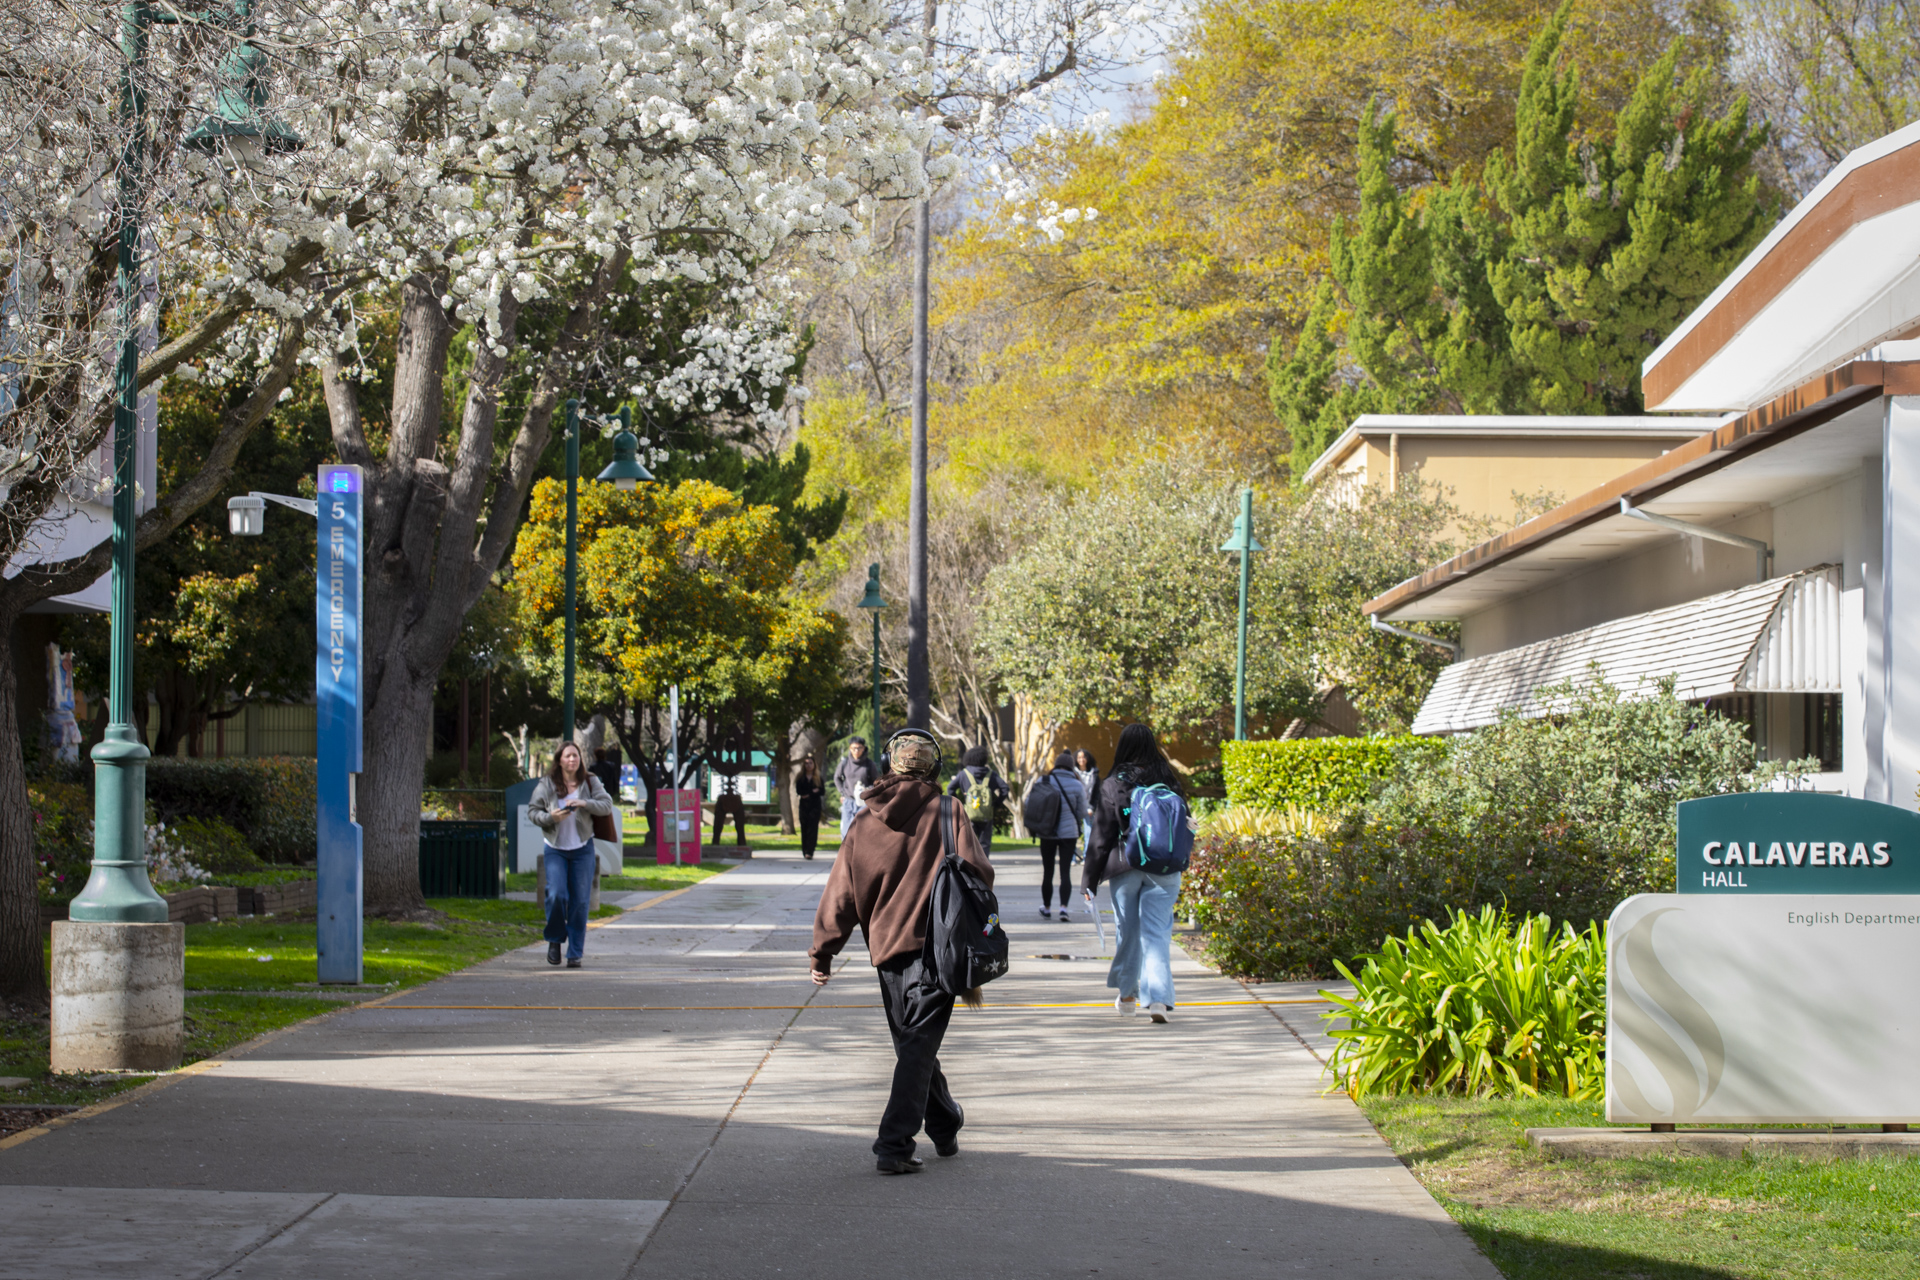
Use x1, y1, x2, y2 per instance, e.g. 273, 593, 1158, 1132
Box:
2, 848, 1498, 1280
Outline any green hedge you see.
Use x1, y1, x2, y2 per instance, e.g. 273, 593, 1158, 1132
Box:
1220, 736, 1441, 813
55, 756, 318, 865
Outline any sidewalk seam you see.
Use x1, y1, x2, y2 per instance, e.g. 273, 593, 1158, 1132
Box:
199, 1192, 337, 1280
622, 980, 824, 1277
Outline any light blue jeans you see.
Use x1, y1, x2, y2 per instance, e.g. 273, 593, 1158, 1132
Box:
839, 793, 862, 835
1107, 867, 1182, 1008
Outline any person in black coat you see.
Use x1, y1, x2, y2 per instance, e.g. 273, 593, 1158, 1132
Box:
795, 752, 826, 860
946, 745, 1008, 853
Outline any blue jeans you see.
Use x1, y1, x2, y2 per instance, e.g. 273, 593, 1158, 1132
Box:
839, 793, 862, 835
1107, 867, 1182, 1007
543, 844, 595, 961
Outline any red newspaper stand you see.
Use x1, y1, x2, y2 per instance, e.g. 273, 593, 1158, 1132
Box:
655, 787, 702, 864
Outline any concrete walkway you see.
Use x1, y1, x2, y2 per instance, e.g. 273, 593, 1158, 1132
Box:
2, 848, 1499, 1280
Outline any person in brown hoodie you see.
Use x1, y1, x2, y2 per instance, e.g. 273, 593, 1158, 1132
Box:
810, 728, 995, 1174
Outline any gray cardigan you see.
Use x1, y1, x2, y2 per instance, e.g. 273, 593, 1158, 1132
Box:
527, 773, 613, 850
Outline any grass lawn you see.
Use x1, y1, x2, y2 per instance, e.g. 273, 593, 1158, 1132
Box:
5, 893, 640, 1115
1364, 1095, 1920, 1279
504, 859, 727, 894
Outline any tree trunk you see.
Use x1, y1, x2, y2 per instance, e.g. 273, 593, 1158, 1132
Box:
458, 676, 470, 780
777, 724, 797, 835
0, 598, 47, 1005
327, 256, 616, 915
359, 658, 437, 913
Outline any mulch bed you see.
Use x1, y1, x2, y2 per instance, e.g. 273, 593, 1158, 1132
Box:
0, 1106, 79, 1139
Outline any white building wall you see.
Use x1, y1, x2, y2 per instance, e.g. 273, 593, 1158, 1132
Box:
1877, 396, 1920, 811
1462, 506, 1786, 657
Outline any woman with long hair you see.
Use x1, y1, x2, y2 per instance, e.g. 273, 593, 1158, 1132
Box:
527, 741, 613, 968
1081, 723, 1184, 1021
1071, 747, 1099, 863
795, 752, 825, 860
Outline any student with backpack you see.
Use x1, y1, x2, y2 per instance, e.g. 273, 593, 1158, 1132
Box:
1023, 751, 1086, 920
1082, 724, 1193, 1022
947, 745, 1008, 853
1071, 747, 1100, 862
811, 728, 1002, 1174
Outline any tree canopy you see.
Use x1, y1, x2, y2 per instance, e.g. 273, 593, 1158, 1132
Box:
1268, 7, 1771, 474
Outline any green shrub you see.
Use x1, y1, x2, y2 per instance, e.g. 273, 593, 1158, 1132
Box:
1180, 809, 1611, 980
1188, 677, 1807, 979
30, 779, 93, 901
1221, 736, 1441, 812
169, 815, 266, 877
1323, 906, 1606, 1100
135, 757, 316, 864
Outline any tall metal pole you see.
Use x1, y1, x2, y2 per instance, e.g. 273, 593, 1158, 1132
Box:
904, 0, 936, 731
871, 609, 882, 743
1234, 488, 1253, 742
71, 0, 165, 924
562, 398, 579, 752
668, 683, 682, 867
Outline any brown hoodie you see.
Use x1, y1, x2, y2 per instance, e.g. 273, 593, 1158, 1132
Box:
809, 773, 995, 971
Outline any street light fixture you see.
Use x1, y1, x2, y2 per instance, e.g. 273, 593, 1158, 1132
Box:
596, 406, 653, 491
1218, 489, 1262, 742
855, 563, 887, 743
226, 490, 316, 535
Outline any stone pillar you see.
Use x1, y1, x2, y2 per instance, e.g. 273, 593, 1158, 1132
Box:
50, 921, 185, 1073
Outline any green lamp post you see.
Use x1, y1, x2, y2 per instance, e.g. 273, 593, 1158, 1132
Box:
559, 402, 653, 747
70, 0, 301, 928
1218, 489, 1262, 742
855, 564, 887, 742
57, 0, 300, 1073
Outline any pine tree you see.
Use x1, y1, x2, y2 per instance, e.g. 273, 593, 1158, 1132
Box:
1269, 1, 1772, 471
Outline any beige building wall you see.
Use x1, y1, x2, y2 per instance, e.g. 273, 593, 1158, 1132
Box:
1358, 435, 1686, 543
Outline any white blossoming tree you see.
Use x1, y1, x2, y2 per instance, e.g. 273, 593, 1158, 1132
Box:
1, 0, 927, 996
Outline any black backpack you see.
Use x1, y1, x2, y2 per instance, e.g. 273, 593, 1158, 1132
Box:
922, 798, 1010, 995
1021, 773, 1067, 834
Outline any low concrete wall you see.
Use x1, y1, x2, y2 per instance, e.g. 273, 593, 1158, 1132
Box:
1529, 1127, 1919, 1159
49, 921, 185, 1073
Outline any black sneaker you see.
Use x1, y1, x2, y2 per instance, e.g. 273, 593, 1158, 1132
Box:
547, 942, 561, 966
566, 958, 583, 969
875, 1155, 924, 1174
934, 1137, 959, 1158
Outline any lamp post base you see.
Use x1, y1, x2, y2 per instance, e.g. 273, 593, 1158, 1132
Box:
49, 921, 185, 1073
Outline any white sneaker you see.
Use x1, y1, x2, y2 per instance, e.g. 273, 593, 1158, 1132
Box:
1115, 996, 1137, 1017
1038, 906, 1051, 919
1056, 904, 1071, 920
1147, 1003, 1172, 1023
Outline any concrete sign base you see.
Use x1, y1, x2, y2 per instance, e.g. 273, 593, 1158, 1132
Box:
1607, 894, 1920, 1125
49, 921, 184, 1073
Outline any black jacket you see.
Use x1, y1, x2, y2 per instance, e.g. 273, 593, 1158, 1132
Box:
1082, 771, 1139, 893
795, 771, 825, 816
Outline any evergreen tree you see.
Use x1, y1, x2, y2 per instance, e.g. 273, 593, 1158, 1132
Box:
1269, 2, 1771, 472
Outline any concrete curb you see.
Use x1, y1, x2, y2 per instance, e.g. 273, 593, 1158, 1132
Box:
1528, 1126, 1920, 1159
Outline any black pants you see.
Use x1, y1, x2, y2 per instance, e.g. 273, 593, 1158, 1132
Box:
799, 805, 821, 858
873, 953, 961, 1159
1039, 838, 1076, 908
971, 820, 993, 854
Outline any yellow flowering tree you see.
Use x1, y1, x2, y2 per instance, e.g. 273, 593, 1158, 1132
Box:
509, 477, 850, 809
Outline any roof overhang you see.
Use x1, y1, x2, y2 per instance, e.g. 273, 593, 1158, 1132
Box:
1644, 120, 1920, 412
1412, 567, 1841, 734
1300, 414, 1724, 486
1365, 360, 1918, 622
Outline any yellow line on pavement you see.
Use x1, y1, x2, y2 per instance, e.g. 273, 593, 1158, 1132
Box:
363, 997, 1335, 1012
585, 882, 697, 928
